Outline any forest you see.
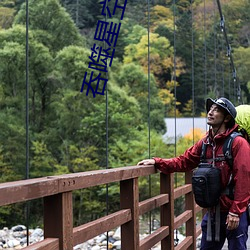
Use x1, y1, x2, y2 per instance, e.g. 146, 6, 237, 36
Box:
0, 0, 249, 228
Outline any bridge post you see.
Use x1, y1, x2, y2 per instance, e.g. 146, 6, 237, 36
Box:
43, 192, 73, 250
185, 171, 196, 250
120, 178, 139, 250
160, 173, 174, 250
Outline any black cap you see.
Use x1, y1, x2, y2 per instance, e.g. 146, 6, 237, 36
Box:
206, 97, 237, 119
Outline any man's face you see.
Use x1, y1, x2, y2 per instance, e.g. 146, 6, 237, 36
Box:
207, 104, 226, 127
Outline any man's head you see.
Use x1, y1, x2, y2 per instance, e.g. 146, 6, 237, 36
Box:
206, 97, 237, 128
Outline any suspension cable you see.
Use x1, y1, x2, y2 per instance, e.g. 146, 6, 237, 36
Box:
203, 0, 207, 98
213, 0, 217, 94
216, 0, 242, 104
173, 1, 177, 157
172, 0, 179, 245
147, 0, 152, 234
218, 33, 225, 96
105, 1, 109, 248
25, 0, 30, 246
191, 0, 195, 144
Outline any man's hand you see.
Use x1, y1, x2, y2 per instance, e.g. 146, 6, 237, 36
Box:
137, 159, 155, 166
226, 213, 240, 230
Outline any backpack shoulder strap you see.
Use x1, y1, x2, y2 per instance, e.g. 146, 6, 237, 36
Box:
200, 141, 208, 163
223, 132, 242, 169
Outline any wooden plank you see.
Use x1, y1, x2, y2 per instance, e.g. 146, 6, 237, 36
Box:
185, 171, 196, 250
196, 226, 202, 237
0, 165, 203, 250
161, 173, 174, 250
139, 194, 169, 215
120, 178, 140, 250
22, 238, 59, 250
174, 184, 192, 199
0, 165, 156, 206
44, 192, 73, 250
174, 210, 192, 229
73, 209, 131, 245
58, 165, 156, 192
0, 177, 59, 206
195, 204, 203, 213
140, 226, 169, 250
175, 236, 193, 250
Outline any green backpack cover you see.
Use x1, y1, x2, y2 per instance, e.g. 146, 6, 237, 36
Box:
235, 105, 250, 140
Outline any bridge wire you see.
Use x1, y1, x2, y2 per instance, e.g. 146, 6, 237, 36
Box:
215, 0, 242, 104
173, 0, 177, 180
191, 0, 195, 144
147, 0, 152, 234
213, 0, 217, 95
25, 0, 30, 245
203, 0, 207, 98
76, 0, 79, 27
105, 1, 109, 248
219, 30, 225, 96
228, 64, 231, 99
172, 0, 179, 245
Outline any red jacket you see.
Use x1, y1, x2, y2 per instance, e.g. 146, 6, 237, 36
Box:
154, 124, 250, 216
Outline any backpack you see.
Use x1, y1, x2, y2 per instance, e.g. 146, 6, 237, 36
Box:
192, 162, 221, 208
192, 131, 241, 208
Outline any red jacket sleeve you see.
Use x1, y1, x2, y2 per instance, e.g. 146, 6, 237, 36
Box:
153, 140, 203, 174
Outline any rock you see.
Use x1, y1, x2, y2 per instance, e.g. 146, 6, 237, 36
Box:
108, 236, 116, 243
73, 243, 87, 249
91, 245, 101, 250
12, 231, 25, 238
100, 240, 108, 246
113, 240, 121, 249
87, 238, 94, 245
0, 230, 7, 238
30, 228, 43, 238
7, 239, 20, 247
0, 224, 187, 249
15, 245, 23, 249
11, 226, 26, 232
107, 231, 114, 237
113, 227, 120, 240
95, 234, 106, 243
20, 237, 27, 245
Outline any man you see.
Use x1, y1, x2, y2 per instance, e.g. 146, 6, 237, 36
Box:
138, 97, 250, 250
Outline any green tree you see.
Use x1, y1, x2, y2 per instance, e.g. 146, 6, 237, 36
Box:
14, 0, 84, 52
0, 38, 27, 180
234, 46, 250, 102
113, 62, 166, 132
60, 0, 101, 29
124, 32, 176, 79
0, 7, 15, 29
30, 141, 57, 177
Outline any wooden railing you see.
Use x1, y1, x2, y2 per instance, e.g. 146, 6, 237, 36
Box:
0, 165, 203, 250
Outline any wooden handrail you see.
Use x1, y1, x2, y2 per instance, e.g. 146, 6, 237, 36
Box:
0, 165, 203, 250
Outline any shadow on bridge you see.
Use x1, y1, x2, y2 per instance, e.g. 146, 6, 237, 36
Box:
0, 165, 204, 250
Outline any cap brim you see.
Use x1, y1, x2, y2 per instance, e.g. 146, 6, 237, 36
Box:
206, 98, 215, 113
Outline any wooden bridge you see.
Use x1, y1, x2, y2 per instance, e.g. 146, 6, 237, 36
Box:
0, 165, 204, 250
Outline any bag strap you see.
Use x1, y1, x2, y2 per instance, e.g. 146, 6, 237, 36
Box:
223, 131, 242, 170
222, 132, 242, 199
200, 131, 241, 169
215, 204, 220, 241
200, 142, 208, 163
